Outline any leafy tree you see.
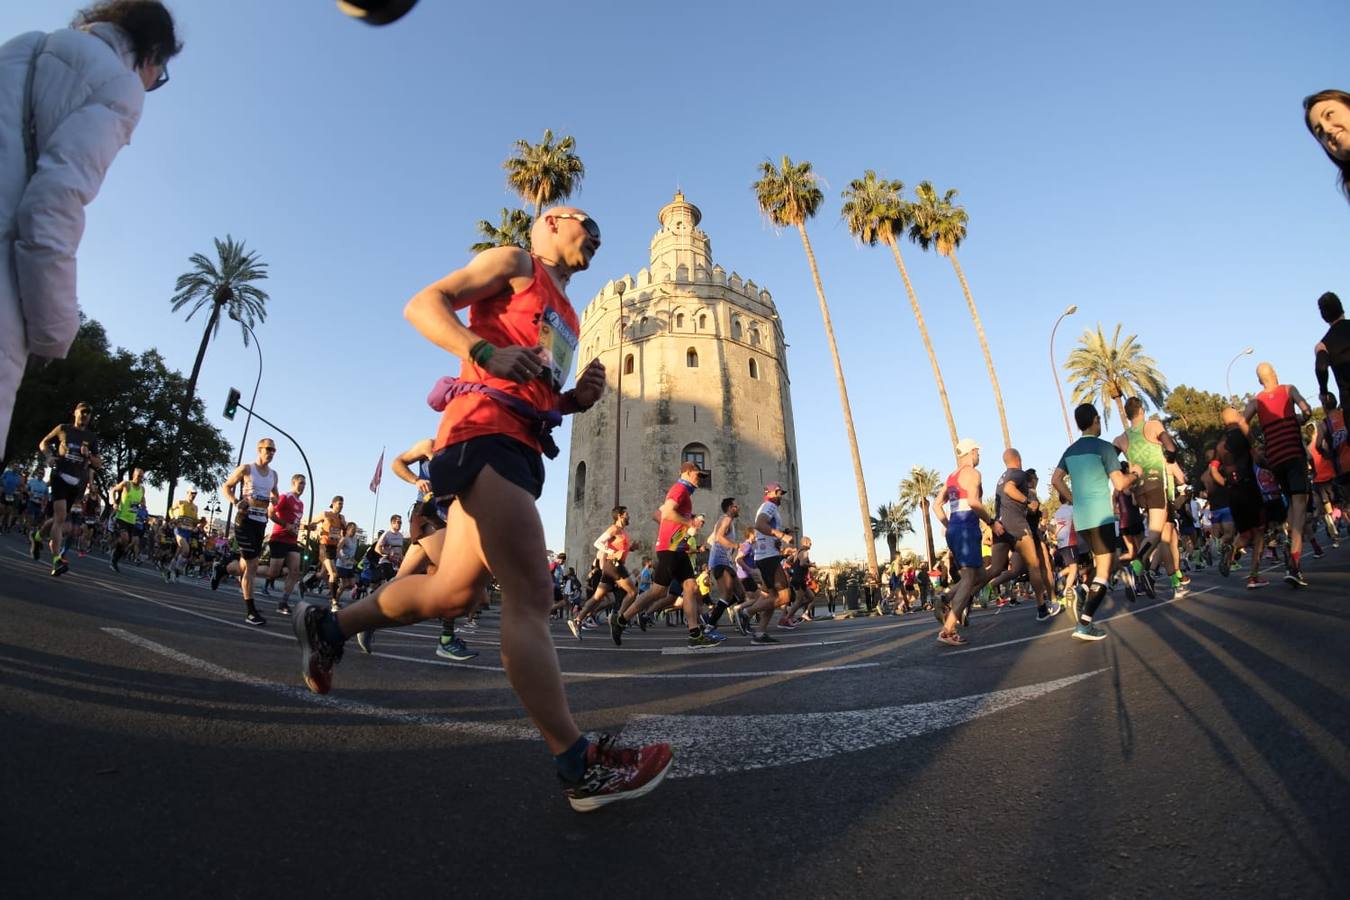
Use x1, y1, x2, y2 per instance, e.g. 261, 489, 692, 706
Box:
899, 465, 942, 567
1162, 385, 1229, 483
470, 207, 533, 252
870, 500, 915, 561
841, 171, 959, 457
909, 181, 1011, 449
504, 129, 585, 217
167, 235, 269, 512
756, 156, 879, 585
1065, 323, 1167, 426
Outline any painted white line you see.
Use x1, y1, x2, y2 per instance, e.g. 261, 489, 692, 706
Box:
623, 669, 1110, 777
659, 639, 848, 655
101, 627, 538, 741
363, 649, 881, 680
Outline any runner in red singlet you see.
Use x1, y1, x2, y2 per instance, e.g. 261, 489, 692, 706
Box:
1241, 363, 1314, 586
289, 209, 671, 811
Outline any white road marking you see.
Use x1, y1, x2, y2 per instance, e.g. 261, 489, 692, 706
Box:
659, 640, 849, 655
622, 669, 1110, 777
353, 649, 881, 679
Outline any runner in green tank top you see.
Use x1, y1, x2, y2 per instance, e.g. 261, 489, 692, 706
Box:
1114, 397, 1187, 597
109, 468, 146, 574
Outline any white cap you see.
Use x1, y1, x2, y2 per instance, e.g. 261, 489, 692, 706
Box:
955, 438, 981, 456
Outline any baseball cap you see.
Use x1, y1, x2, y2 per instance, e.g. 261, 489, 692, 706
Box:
764, 481, 786, 496
955, 438, 981, 456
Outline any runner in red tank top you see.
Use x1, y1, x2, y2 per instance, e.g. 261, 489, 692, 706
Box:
288, 209, 672, 812
1241, 362, 1314, 585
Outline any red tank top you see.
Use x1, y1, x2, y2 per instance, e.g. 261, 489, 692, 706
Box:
1254, 385, 1303, 468
1330, 409, 1350, 474
1309, 434, 1335, 484
435, 256, 580, 454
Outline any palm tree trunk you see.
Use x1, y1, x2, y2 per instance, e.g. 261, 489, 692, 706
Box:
949, 251, 1010, 449
921, 499, 936, 568
1110, 390, 1127, 428
886, 533, 897, 561
166, 303, 220, 514
797, 223, 880, 585
886, 237, 959, 457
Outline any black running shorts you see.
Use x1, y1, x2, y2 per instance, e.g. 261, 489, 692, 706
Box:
428, 434, 545, 502
653, 549, 694, 588
1135, 475, 1167, 511
49, 475, 85, 505
236, 519, 266, 561
756, 555, 789, 591
711, 564, 735, 582
1076, 525, 1116, 559
322, 543, 338, 560
1270, 459, 1310, 497
600, 561, 630, 587
268, 540, 301, 560
1228, 477, 1265, 534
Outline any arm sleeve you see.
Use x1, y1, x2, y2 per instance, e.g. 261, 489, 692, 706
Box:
14, 63, 142, 358
1316, 347, 1330, 395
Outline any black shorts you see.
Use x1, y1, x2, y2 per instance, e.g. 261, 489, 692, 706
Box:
653, 550, 695, 588
1262, 498, 1287, 526
1270, 459, 1310, 497
1120, 518, 1145, 537
1054, 546, 1081, 569
236, 518, 266, 561
1135, 476, 1167, 511
711, 564, 735, 582
322, 544, 338, 560
994, 521, 1028, 544
740, 576, 758, 594
1076, 525, 1116, 559
756, 555, 789, 592
1229, 477, 1265, 534
428, 434, 545, 502
410, 496, 447, 538
600, 561, 630, 587
115, 519, 138, 537
268, 540, 301, 561
49, 475, 85, 506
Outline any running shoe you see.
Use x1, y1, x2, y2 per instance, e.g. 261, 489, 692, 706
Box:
637, 612, 650, 632
735, 607, 753, 637
1071, 623, 1107, 641
1178, 573, 1192, 587
566, 618, 582, 640
751, 632, 780, 644
1284, 568, 1308, 588
687, 633, 720, 649
50, 556, 68, 577
1137, 566, 1157, 600
260, 585, 272, 597
1037, 601, 1063, 622
1120, 568, 1137, 604
581, 618, 599, 630
1312, 547, 1325, 560
561, 734, 673, 813
162, 568, 172, 583
109, 556, 119, 574
294, 600, 343, 694
460, 618, 479, 631
777, 617, 797, 630
937, 630, 967, 647
355, 630, 373, 654
609, 613, 623, 647
30, 531, 41, 561
244, 612, 266, 627
1219, 543, 1233, 578
1246, 575, 1268, 589
276, 600, 292, 617
703, 627, 727, 643
435, 637, 479, 661
210, 561, 226, 591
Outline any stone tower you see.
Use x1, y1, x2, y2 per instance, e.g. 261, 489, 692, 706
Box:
563, 192, 803, 567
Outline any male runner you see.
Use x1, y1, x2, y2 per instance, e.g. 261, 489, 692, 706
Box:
933, 439, 992, 645
166, 488, 200, 582
24, 468, 48, 532
33, 402, 101, 576
1319, 393, 1350, 529
213, 438, 280, 625
1241, 363, 1314, 586
1201, 446, 1237, 575
289, 209, 671, 810
261, 474, 306, 615
374, 515, 406, 584
1308, 421, 1340, 546
1314, 291, 1350, 406
0, 463, 21, 533
1214, 408, 1270, 588
987, 449, 1061, 622
574, 507, 635, 645
706, 498, 760, 639
314, 496, 348, 609
1114, 397, 1186, 598
1053, 404, 1141, 641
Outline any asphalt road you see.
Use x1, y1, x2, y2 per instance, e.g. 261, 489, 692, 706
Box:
2, 534, 1347, 898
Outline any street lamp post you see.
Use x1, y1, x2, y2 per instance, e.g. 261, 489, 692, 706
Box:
612, 280, 626, 508
1050, 304, 1079, 441
224, 313, 263, 540
1226, 346, 1254, 405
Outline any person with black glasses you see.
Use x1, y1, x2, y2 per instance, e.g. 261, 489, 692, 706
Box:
213, 438, 280, 626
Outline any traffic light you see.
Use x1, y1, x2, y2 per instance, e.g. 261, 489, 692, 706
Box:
224, 388, 241, 420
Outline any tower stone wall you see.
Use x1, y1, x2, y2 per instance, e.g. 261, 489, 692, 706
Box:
563, 193, 803, 569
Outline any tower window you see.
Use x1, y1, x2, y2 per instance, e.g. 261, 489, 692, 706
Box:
683, 443, 711, 489
699, 313, 708, 331
624, 354, 634, 375
573, 462, 586, 504
732, 319, 743, 341
686, 348, 699, 368
676, 313, 685, 329
749, 358, 759, 379
750, 325, 761, 347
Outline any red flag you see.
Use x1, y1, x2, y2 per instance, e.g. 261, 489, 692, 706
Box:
369, 448, 385, 493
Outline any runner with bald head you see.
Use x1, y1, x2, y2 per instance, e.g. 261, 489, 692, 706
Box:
988, 447, 1062, 622
1242, 363, 1314, 587
933, 438, 993, 646
289, 207, 672, 811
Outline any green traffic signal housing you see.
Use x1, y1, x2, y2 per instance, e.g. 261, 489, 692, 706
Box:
224, 388, 241, 420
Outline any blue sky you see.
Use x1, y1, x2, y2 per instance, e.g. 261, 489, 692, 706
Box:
6, 0, 1348, 562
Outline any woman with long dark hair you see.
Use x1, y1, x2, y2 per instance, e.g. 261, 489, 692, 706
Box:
1304, 90, 1350, 204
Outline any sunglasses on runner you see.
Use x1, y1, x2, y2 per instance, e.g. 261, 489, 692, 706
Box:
552, 212, 601, 243
146, 62, 169, 92
258, 445, 276, 454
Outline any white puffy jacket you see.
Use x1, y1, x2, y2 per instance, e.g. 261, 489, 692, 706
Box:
0, 23, 145, 457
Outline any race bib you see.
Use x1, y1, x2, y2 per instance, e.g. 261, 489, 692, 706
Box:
247, 496, 269, 523
537, 307, 578, 392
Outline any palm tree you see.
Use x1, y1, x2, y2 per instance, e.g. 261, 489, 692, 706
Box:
503, 129, 585, 217
1065, 323, 1168, 427
754, 156, 879, 585
166, 235, 269, 511
870, 501, 915, 561
840, 170, 959, 456
470, 208, 533, 252
899, 466, 943, 568
909, 181, 1011, 449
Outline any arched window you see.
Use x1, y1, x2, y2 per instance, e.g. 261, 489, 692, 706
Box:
750, 325, 761, 347
686, 347, 699, 368
732, 318, 743, 341
749, 358, 759, 379
698, 313, 708, 331
573, 462, 586, 504
623, 354, 634, 375
675, 312, 685, 329
682, 443, 711, 488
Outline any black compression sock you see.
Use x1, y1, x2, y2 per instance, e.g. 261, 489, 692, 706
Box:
688, 627, 701, 639
1081, 582, 1108, 623
708, 599, 729, 627
440, 618, 455, 640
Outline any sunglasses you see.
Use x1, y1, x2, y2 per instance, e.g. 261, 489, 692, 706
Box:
147, 62, 169, 92
552, 212, 601, 243
259, 446, 277, 453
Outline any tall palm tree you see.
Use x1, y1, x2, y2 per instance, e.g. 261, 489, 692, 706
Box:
840, 170, 959, 456
754, 156, 879, 585
899, 466, 942, 567
470, 208, 533, 252
503, 129, 585, 217
909, 181, 1011, 449
166, 235, 269, 511
1065, 323, 1168, 427
870, 501, 915, 561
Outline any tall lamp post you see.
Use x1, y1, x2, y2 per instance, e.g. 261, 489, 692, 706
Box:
1050, 304, 1079, 441
224, 312, 263, 539
612, 280, 626, 508
1226, 346, 1254, 405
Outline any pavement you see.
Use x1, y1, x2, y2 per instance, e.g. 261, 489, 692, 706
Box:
1, 533, 1348, 898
